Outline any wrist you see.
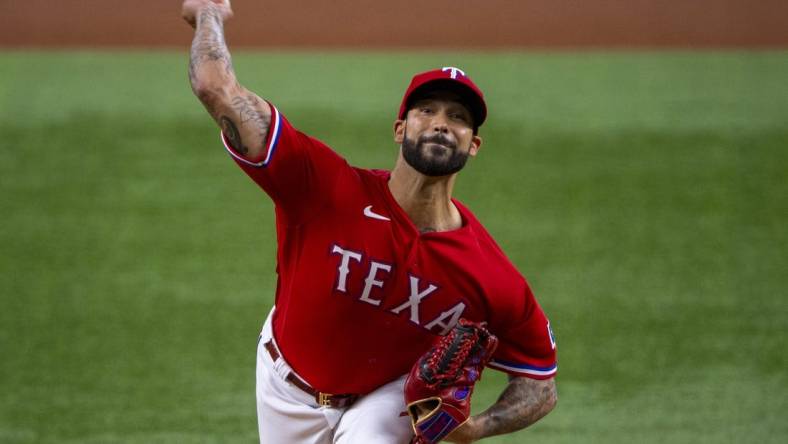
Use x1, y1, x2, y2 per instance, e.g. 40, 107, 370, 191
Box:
194, 2, 230, 27
445, 417, 480, 443
196, 3, 220, 19
464, 416, 481, 442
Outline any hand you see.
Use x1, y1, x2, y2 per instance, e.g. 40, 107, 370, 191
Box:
182, 0, 233, 28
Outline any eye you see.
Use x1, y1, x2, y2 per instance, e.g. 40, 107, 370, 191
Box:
450, 112, 469, 123
419, 106, 434, 114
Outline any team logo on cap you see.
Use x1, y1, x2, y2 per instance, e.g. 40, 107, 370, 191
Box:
441, 66, 466, 79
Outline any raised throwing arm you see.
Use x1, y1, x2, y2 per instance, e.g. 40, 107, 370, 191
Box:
447, 376, 557, 443
182, 0, 271, 159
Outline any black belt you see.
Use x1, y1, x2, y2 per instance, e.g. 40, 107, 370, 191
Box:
263, 340, 359, 409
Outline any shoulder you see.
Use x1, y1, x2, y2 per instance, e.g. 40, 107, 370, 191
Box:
454, 200, 515, 264
328, 166, 389, 196
349, 167, 391, 187
454, 198, 531, 299
366, 168, 392, 180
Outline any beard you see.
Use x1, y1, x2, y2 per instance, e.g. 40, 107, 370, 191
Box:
401, 131, 470, 177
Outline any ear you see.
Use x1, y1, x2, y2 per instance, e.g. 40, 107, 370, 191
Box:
393, 119, 406, 144
468, 135, 482, 157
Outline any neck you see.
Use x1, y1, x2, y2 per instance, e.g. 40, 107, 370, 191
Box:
388, 152, 462, 233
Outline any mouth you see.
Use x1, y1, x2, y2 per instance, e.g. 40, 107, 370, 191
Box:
421, 137, 456, 151
426, 141, 450, 149
425, 143, 452, 158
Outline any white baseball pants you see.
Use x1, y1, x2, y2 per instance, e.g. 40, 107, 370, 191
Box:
256, 308, 413, 444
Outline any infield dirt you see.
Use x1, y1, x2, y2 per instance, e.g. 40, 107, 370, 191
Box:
2, 0, 787, 48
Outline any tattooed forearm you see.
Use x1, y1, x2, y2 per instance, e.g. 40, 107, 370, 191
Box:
186, 3, 271, 158
473, 377, 557, 439
188, 6, 235, 90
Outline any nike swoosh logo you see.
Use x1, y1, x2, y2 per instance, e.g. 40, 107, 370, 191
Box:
363, 205, 391, 221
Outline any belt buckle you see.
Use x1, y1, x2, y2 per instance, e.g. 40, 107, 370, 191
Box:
317, 392, 333, 407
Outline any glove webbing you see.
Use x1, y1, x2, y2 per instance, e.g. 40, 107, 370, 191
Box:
420, 324, 480, 387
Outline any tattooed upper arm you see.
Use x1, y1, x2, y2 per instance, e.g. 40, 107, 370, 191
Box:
188, 5, 272, 159
220, 116, 247, 154
214, 91, 271, 157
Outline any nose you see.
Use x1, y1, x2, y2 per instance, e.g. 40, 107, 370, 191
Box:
431, 112, 449, 133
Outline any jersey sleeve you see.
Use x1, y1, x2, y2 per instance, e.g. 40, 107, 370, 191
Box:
487, 282, 558, 380
221, 101, 350, 223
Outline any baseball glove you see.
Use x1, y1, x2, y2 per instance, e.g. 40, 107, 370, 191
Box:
404, 319, 498, 444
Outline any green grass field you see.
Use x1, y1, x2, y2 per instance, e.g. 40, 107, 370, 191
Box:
1, 51, 787, 443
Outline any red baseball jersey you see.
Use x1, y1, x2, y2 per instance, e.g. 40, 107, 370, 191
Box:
222, 102, 557, 395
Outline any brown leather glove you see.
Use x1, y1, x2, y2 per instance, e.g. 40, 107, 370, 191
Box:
404, 319, 498, 444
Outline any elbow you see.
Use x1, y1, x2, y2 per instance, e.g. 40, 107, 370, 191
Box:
190, 80, 223, 103
189, 68, 230, 102
190, 80, 233, 112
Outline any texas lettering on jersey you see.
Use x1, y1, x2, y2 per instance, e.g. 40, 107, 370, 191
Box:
222, 102, 558, 395
331, 243, 465, 336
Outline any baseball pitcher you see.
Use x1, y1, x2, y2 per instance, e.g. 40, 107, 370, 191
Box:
182, 1, 558, 443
